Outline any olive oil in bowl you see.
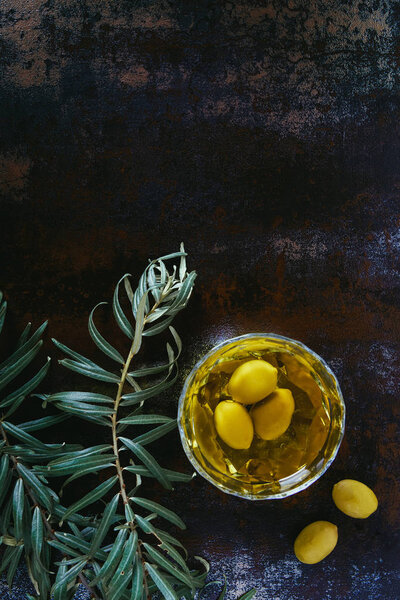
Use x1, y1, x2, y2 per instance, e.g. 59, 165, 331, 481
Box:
178, 334, 345, 500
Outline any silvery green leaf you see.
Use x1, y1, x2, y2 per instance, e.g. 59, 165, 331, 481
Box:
119, 438, 171, 490
21, 495, 32, 553
16, 321, 31, 348
2, 394, 25, 418
168, 271, 196, 312
61, 475, 118, 523
52, 399, 114, 415
2, 422, 48, 450
18, 413, 70, 432
89, 303, 124, 364
58, 358, 120, 383
0, 297, 7, 334
179, 243, 187, 280
50, 444, 112, 463
0, 358, 51, 408
0, 472, 13, 515
124, 276, 134, 304
91, 561, 107, 599
6, 545, 24, 589
52, 338, 100, 368
173, 585, 194, 600
124, 465, 194, 483
158, 259, 168, 285
51, 503, 89, 528
108, 532, 138, 599
198, 580, 223, 599
147, 263, 161, 303
128, 329, 180, 379
130, 558, 143, 600
127, 472, 142, 498
130, 497, 185, 530
113, 275, 135, 339
39, 454, 116, 476
132, 421, 177, 446
126, 374, 141, 392
109, 566, 132, 600
51, 558, 86, 596
217, 579, 227, 600
52, 403, 112, 426
31, 506, 44, 558
145, 562, 179, 600
134, 514, 156, 535
142, 315, 175, 337
118, 415, 174, 426
17, 464, 53, 512
54, 556, 87, 567
120, 369, 177, 407
0, 455, 10, 502
13, 478, 25, 541
88, 493, 120, 558
48, 539, 81, 558
131, 291, 149, 356
137, 269, 150, 312
90, 528, 128, 586
0, 498, 14, 541
53, 559, 68, 600
128, 362, 171, 377
159, 539, 190, 575
0, 340, 43, 392
114, 408, 141, 434
5, 445, 78, 463
53, 533, 107, 561
48, 391, 114, 405
0, 321, 47, 372
143, 543, 195, 590
61, 462, 116, 488
169, 326, 182, 355
237, 589, 257, 600
157, 533, 186, 558
0, 545, 16, 574
124, 503, 135, 524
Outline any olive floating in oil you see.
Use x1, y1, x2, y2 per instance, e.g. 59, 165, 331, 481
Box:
214, 401, 254, 450
251, 388, 295, 440
228, 359, 278, 405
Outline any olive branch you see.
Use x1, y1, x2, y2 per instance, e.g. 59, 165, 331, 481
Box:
0, 247, 257, 600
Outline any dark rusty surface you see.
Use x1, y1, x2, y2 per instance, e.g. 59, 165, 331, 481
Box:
1, 1, 400, 598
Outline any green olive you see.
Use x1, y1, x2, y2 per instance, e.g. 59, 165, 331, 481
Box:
214, 400, 254, 450
294, 521, 338, 564
332, 479, 378, 519
227, 360, 278, 405
250, 388, 295, 440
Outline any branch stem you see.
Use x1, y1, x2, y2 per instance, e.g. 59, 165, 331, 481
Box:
110, 299, 164, 600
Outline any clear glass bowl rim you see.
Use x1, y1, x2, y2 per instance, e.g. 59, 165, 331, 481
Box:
177, 333, 346, 500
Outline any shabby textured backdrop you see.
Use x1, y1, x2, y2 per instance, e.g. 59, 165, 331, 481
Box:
0, 1, 399, 598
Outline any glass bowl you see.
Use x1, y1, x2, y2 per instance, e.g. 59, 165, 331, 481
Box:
178, 333, 345, 500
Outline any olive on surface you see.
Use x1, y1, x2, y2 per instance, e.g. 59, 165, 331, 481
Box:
332, 479, 378, 519
294, 521, 338, 564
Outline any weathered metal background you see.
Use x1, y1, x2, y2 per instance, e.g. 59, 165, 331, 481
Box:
0, 1, 399, 598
